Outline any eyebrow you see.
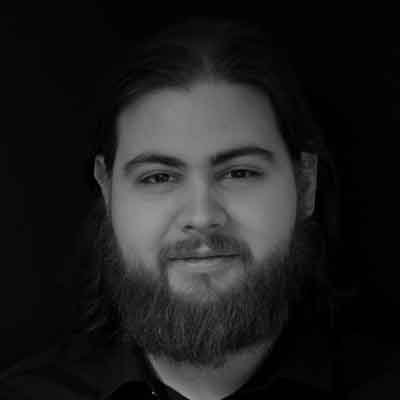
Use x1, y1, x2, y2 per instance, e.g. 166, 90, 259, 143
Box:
122, 145, 275, 176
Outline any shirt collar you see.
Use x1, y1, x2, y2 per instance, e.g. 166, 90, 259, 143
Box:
240, 319, 333, 393
63, 318, 332, 398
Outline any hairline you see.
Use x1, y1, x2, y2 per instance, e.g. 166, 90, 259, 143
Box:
109, 73, 300, 175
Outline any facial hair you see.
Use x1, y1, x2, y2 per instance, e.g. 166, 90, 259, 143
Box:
93, 207, 323, 369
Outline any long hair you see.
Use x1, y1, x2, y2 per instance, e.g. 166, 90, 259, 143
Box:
70, 16, 347, 345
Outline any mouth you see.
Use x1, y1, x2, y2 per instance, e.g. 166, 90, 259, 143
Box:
170, 255, 239, 273
179, 255, 236, 261
171, 254, 238, 261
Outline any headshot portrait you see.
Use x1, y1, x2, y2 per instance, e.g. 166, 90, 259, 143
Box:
1, 10, 398, 400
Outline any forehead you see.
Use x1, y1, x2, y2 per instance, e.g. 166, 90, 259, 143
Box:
115, 80, 288, 166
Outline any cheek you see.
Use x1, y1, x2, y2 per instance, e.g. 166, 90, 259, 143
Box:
236, 181, 297, 258
110, 187, 169, 269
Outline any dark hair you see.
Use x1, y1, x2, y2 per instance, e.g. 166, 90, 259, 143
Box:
72, 17, 347, 344
88, 15, 341, 244
89, 17, 331, 174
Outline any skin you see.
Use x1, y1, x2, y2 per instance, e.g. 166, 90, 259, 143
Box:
94, 79, 317, 399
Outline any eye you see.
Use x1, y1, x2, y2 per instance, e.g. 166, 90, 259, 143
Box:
138, 169, 263, 186
223, 169, 263, 180
139, 172, 178, 185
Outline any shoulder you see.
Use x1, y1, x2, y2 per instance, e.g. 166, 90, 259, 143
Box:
336, 328, 400, 399
0, 334, 96, 399
346, 369, 400, 399
0, 332, 143, 399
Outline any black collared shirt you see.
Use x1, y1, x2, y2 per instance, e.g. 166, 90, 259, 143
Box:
0, 318, 337, 399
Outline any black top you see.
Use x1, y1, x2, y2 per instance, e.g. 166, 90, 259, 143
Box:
0, 317, 398, 399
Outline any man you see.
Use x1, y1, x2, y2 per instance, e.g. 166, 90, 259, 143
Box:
1, 17, 370, 399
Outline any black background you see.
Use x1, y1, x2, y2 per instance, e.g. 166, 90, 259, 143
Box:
1, 4, 399, 371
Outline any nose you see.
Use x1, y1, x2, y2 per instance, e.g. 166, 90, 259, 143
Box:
178, 179, 228, 235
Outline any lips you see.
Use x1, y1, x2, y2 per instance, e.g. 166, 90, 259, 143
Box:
171, 254, 237, 261
180, 256, 235, 261
170, 255, 239, 274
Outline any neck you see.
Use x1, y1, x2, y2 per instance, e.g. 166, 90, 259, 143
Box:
146, 339, 277, 400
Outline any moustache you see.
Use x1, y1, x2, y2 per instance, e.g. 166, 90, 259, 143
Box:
163, 232, 245, 261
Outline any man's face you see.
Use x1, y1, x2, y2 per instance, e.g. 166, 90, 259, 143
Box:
94, 80, 319, 367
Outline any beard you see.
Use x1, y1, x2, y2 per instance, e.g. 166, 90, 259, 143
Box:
89, 203, 325, 369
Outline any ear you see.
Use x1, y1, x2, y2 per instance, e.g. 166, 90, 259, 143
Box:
94, 155, 112, 209
297, 152, 318, 218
